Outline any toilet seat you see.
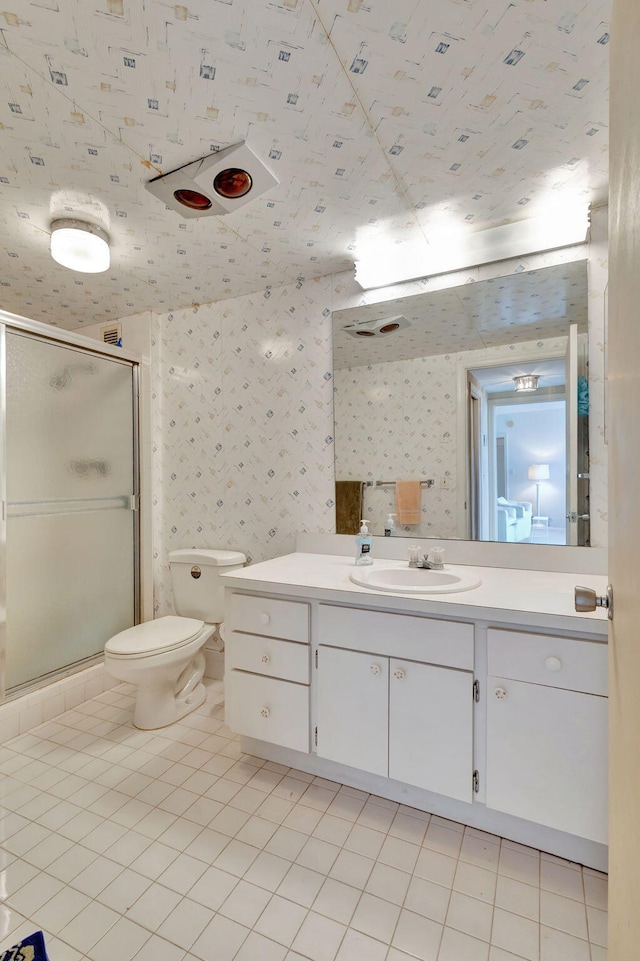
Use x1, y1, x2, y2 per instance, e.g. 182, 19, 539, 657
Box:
106, 615, 205, 658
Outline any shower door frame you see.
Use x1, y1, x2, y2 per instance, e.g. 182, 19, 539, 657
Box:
0, 308, 144, 700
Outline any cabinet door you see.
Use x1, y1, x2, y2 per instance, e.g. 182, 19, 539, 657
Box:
486, 676, 608, 844
389, 660, 474, 802
317, 646, 388, 777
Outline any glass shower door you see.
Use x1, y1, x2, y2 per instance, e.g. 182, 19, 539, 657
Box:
4, 330, 138, 693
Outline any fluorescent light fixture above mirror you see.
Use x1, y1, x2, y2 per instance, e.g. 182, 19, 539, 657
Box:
354, 206, 590, 290
50, 219, 110, 273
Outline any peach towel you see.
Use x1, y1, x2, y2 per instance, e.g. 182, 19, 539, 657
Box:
396, 480, 422, 525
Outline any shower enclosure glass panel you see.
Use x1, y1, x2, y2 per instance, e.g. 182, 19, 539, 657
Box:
5, 331, 137, 692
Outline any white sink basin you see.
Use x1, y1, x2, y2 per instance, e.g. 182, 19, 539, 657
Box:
350, 566, 482, 594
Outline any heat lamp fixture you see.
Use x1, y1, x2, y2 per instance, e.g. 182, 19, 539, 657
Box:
145, 142, 279, 219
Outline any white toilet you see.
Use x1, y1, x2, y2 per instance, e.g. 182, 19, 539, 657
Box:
105, 548, 245, 730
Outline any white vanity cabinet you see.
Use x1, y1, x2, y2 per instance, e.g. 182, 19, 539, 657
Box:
225, 592, 311, 753
223, 559, 609, 870
316, 604, 475, 803
486, 627, 608, 844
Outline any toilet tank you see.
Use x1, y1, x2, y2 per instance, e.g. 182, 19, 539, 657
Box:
169, 549, 246, 623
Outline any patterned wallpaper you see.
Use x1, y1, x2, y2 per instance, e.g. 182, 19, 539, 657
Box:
334, 336, 569, 540
0, 0, 610, 328
150, 274, 335, 614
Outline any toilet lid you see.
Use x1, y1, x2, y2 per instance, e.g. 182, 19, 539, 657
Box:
106, 615, 205, 656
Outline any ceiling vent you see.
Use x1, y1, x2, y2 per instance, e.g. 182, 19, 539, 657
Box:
102, 323, 121, 346
342, 315, 411, 339
145, 142, 279, 219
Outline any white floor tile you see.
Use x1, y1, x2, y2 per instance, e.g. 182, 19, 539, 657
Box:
351, 892, 400, 942
312, 878, 361, 925
438, 926, 489, 961
446, 891, 493, 942
230, 931, 284, 961
253, 893, 307, 946
291, 911, 347, 961
155, 896, 213, 950
494, 874, 539, 922
125, 883, 183, 931
491, 907, 539, 961
0, 684, 606, 961
186, 864, 239, 910
189, 913, 250, 961
363, 862, 410, 906
586, 905, 607, 947
540, 925, 591, 961
60, 900, 121, 953
87, 916, 150, 961
404, 875, 451, 924
219, 879, 271, 927
277, 864, 326, 908
335, 928, 388, 961
392, 908, 443, 961
540, 889, 588, 939
97, 868, 152, 913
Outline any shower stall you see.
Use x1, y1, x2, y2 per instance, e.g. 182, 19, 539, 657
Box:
0, 311, 140, 699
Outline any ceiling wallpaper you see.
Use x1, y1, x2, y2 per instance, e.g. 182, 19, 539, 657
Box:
332, 260, 588, 367
0, 0, 609, 328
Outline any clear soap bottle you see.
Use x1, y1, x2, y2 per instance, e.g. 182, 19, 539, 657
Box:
355, 519, 373, 565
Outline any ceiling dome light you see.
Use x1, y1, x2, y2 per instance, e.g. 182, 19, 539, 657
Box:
513, 374, 540, 392
50, 219, 110, 273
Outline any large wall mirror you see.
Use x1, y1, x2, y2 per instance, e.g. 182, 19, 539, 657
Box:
333, 259, 599, 548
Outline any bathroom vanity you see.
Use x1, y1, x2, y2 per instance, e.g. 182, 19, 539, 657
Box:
223, 551, 609, 870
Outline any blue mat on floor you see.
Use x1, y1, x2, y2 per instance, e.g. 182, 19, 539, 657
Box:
0, 932, 49, 961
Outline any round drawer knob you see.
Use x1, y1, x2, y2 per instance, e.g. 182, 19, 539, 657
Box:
494, 687, 507, 699
370, 663, 382, 676
545, 656, 562, 672
261, 654, 270, 664
260, 707, 270, 718
393, 668, 406, 681
260, 613, 271, 625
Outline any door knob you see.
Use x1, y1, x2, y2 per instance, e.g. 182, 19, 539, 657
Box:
370, 663, 382, 676
574, 585, 613, 620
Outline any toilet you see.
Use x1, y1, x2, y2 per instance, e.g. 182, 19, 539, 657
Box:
105, 548, 245, 730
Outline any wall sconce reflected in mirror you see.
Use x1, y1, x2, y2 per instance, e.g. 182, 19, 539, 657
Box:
513, 374, 539, 392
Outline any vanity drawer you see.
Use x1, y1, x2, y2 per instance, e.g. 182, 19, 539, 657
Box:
228, 592, 309, 643
227, 632, 309, 683
487, 628, 607, 696
225, 670, 310, 752
318, 604, 473, 670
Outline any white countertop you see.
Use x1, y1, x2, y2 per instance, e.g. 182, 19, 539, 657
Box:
222, 552, 609, 637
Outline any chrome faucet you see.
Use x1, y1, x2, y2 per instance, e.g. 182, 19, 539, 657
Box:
408, 547, 445, 570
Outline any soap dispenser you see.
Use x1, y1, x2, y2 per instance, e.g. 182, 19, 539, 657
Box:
355, 519, 373, 565
384, 513, 397, 536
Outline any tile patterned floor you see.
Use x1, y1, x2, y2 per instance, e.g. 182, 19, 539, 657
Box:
0, 681, 607, 961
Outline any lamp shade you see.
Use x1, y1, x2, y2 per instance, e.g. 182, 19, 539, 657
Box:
528, 464, 550, 481
50, 219, 110, 273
